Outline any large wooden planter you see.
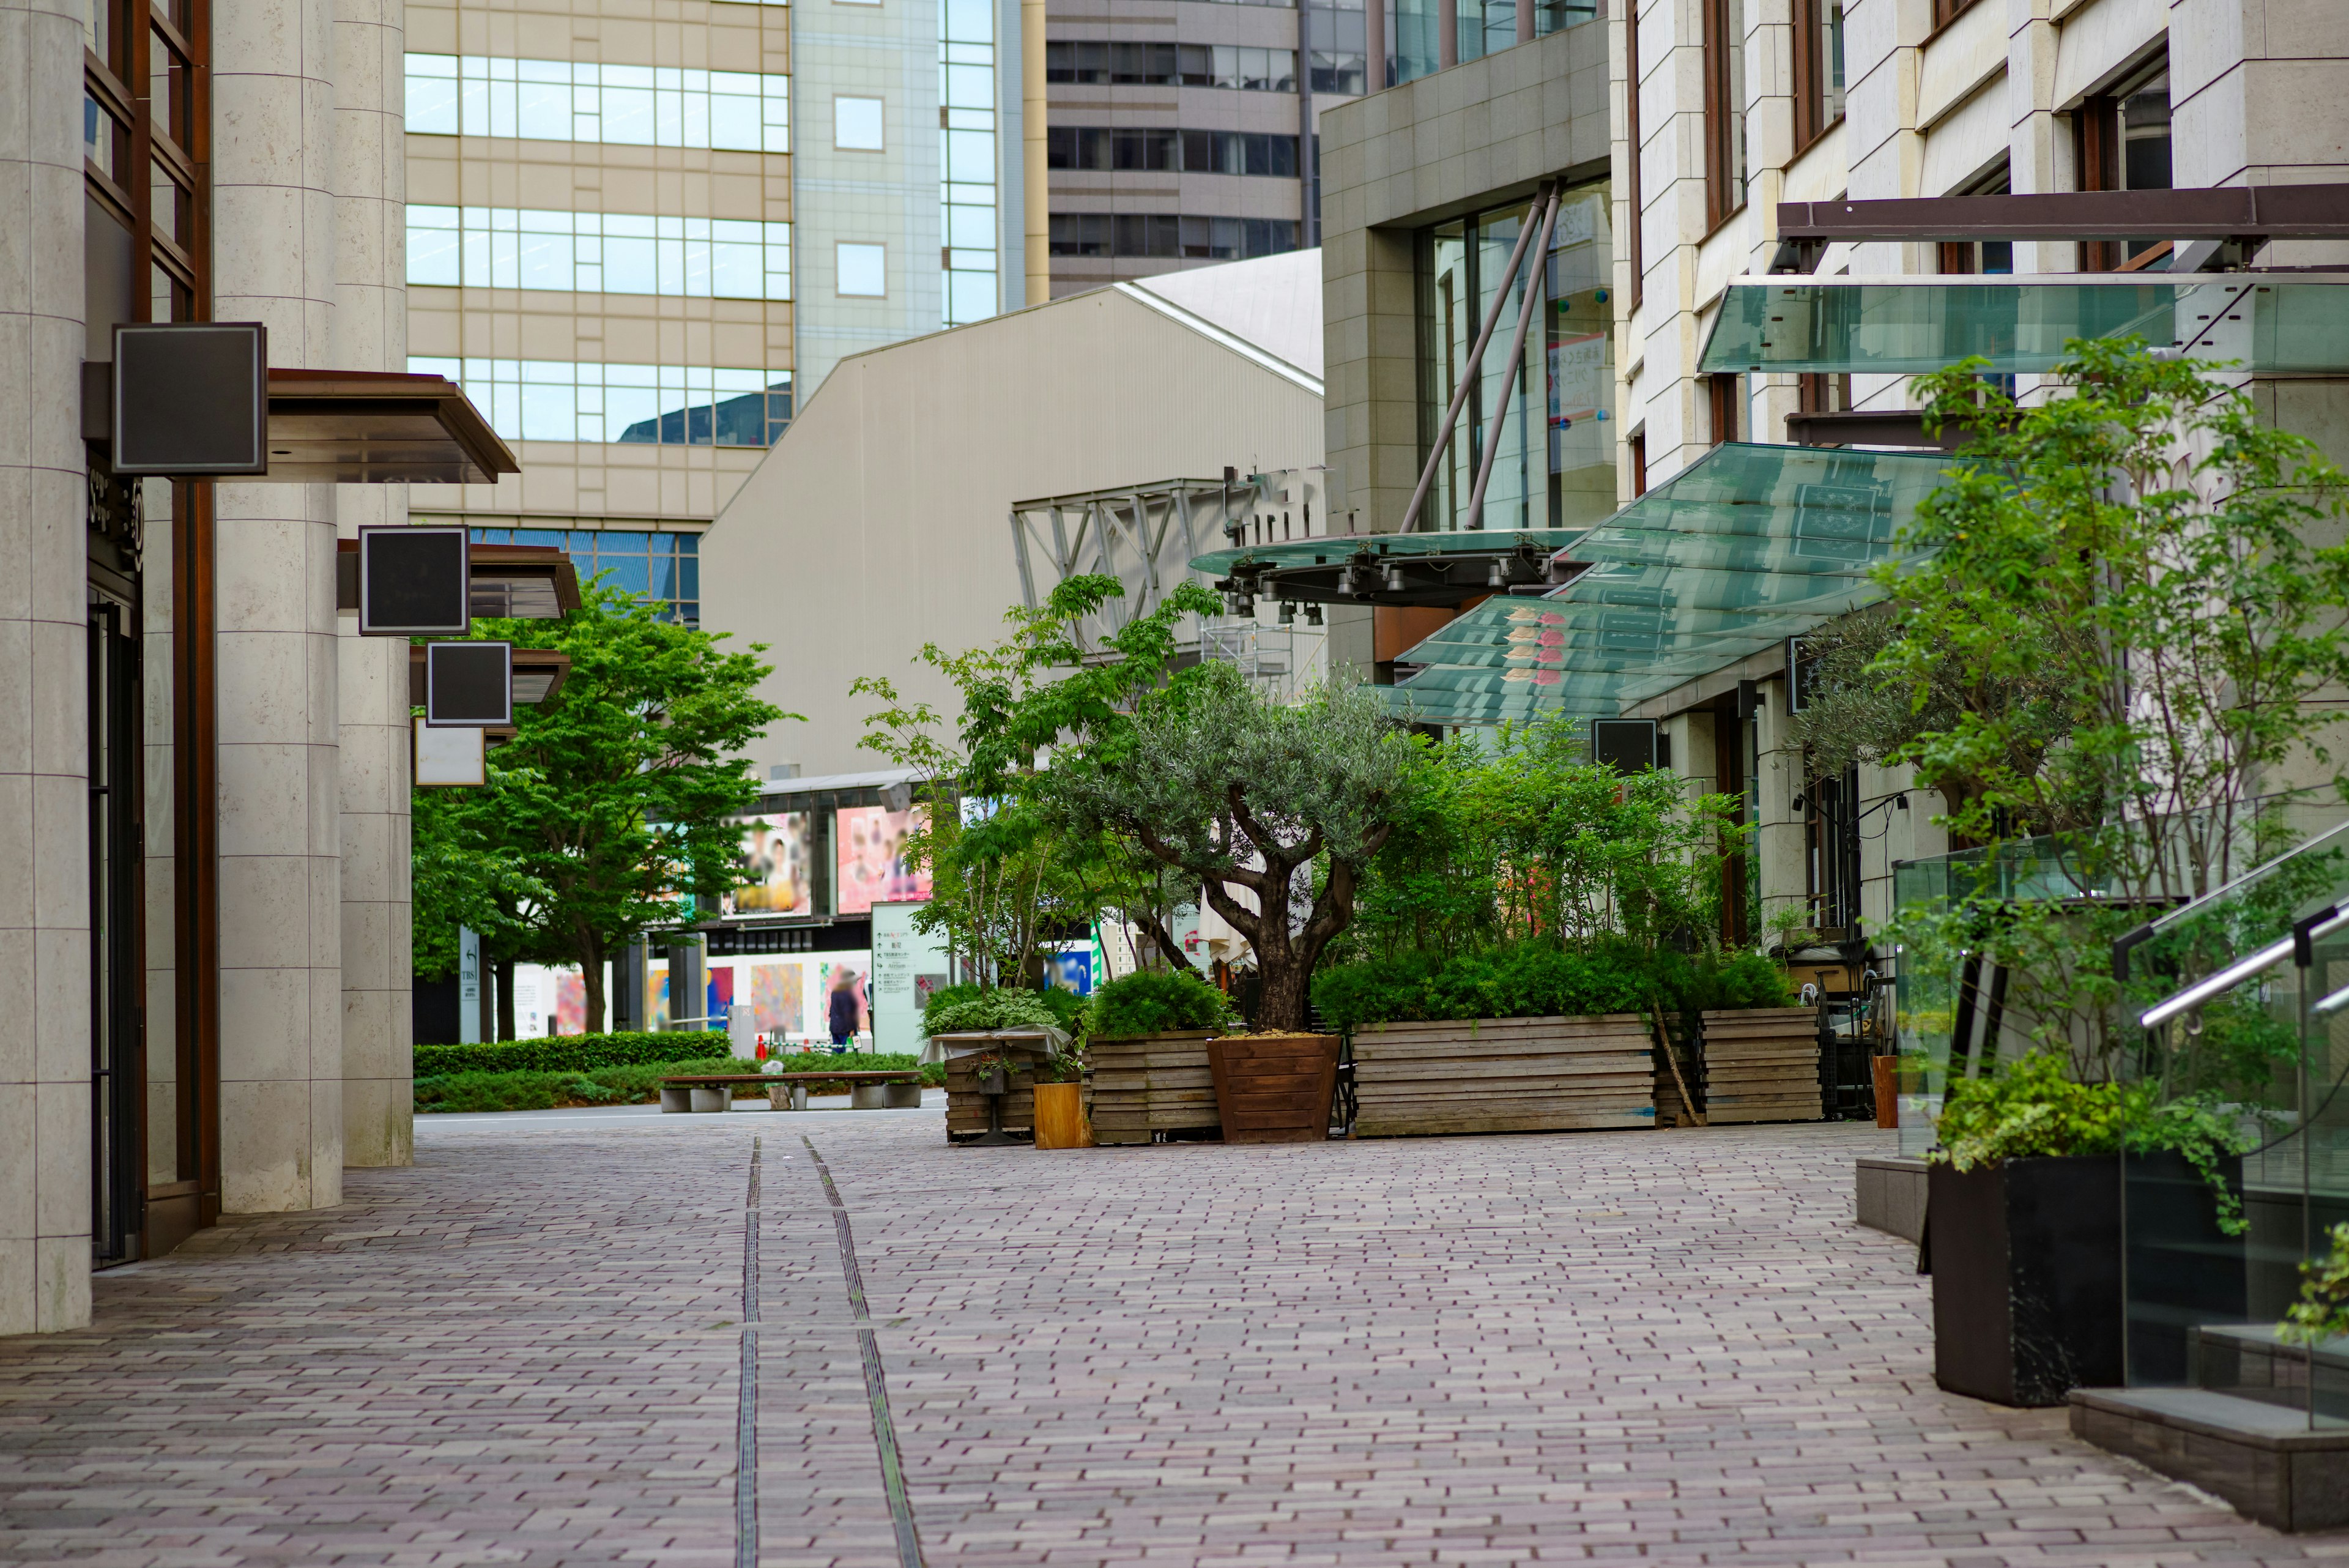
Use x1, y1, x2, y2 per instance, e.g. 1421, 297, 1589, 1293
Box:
1698, 1008, 1825, 1124
1351, 1015, 1656, 1137
1206, 1033, 1340, 1143
1086, 1030, 1219, 1145
943, 1056, 1037, 1139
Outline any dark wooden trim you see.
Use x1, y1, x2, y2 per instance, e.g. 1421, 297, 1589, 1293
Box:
174, 480, 220, 1227
1699, 0, 1734, 228
1928, 0, 1980, 31
1790, 0, 1827, 152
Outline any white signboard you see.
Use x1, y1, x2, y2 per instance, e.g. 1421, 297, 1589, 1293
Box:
871, 901, 948, 1057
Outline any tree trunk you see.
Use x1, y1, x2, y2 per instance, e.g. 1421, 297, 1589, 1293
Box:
1253, 948, 1312, 1031
581, 948, 607, 1035
495, 954, 516, 1040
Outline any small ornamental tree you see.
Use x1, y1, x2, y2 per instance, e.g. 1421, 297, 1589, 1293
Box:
1060, 662, 1420, 1031
425, 584, 787, 1032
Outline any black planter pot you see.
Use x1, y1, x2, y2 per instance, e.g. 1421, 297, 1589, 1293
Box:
1930, 1155, 2123, 1406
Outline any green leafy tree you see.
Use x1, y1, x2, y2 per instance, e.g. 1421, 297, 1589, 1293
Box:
425, 584, 787, 1032
853, 574, 1220, 987
1058, 662, 1420, 1031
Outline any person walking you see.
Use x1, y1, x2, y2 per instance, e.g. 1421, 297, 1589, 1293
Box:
827, 967, 861, 1053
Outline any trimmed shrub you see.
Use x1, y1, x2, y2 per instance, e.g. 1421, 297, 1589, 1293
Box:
414, 1051, 944, 1113
1311, 942, 1792, 1031
921, 988, 1063, 1038
413, 1030, 729, 1078
1083, 968, 1236, 1038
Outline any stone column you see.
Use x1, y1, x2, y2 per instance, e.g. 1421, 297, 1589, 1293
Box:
332, 0, 412, 1169
0, 0, 94, 1332
210, 0, 346, 1212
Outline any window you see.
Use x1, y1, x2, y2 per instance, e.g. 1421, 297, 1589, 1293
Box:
837, 241, 887, 296
1044, 41, 1304, 89
1700, 0, 1746, 228
1929, 0, 1978, 26
1707, 373, 1740, 444
2075, 58, 2170, 270
1419, 184, 1617, 531
406, 207, 792, 300
1048, 213, 1299, 259
1047, 127, 1300, 176
834, 95, 885, 149
403, 55, 790, 154
1935, 163, 2013, 278
468, 528, 703, 625
941, 0, 1000, 326
410, 357, 792, 447
1625, 0, 1641, 308
1628, 431, 1647, 497
1791, 0, 1842, 150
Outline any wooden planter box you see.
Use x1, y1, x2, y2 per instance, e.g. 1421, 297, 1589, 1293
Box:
1207, 1033, 1340, 1143
1085, 1030, 1218, 1145
1698, 1008, 1825, 1124
1351, 1015, 1657, 1137
943, 1056, 1039, 1139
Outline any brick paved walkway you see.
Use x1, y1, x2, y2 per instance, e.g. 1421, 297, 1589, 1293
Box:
4, 1115, 2345, 1566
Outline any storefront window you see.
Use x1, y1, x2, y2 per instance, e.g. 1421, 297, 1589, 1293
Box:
1418, 180, 1614, 531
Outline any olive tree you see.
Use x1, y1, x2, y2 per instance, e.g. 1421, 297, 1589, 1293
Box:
1060, 662, 1419, 1031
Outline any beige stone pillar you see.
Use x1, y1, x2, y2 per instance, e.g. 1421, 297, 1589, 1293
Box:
210, 0, 346, 1213
0, 0, 95, 1332
332, 0, 412, 1169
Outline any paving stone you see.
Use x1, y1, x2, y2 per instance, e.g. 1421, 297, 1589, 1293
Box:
1, 1119, 2341, 1563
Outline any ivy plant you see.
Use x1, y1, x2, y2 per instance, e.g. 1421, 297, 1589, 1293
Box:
2284, 1222, 2349, 1346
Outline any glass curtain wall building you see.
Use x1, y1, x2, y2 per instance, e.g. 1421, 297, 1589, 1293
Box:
401, 0, 1015, 611
1419, 180, 1615, 530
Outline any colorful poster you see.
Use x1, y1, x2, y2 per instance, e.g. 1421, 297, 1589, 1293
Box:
723, 811, 816, 917
815, 957, 872, 1042
749, 960, 805, 1037
834, 804, 930, 915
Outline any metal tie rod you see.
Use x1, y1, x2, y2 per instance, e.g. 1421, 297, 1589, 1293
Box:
1397, 180, 1556, 534
1463, 188, 1565, 533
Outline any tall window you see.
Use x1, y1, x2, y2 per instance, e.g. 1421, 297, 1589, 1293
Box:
1707, 373, 1741, 444
1419, 184, 1616, 530
1929, 0, 1979, 25
1625, 0, 1642, 308
1701, 0, 1746, 228
2076, 58, 2170, 271
1791, 0, 1842, 152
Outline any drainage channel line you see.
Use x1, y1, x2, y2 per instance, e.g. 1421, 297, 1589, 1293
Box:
803, 1135, 925, 1568
737, 1136, 761, 1568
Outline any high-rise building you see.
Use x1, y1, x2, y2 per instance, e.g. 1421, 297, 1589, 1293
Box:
1036, 0, 1367, 295
399, 0, 1025, 612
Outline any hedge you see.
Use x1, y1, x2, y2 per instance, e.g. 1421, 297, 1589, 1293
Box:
1312, 942, 1792, 1031
413, 1030, 729, 1078
414, 1051, 944, 1113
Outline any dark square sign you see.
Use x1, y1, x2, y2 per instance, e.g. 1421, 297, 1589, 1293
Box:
426, 641, 513, 728
111, 322, 269, 476
360, 526, 471, 636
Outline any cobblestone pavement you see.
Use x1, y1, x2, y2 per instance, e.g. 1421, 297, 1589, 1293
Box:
5, 1115, 2347, 1566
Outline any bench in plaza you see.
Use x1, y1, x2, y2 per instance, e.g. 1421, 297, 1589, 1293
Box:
658, 1071, 926, 1114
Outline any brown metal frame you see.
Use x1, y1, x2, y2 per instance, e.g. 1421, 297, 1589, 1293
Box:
1624, 0, 1641, 309
89, 0, 216, 1248
1776, 184, 2349, 244
1699, 0, 1743, 232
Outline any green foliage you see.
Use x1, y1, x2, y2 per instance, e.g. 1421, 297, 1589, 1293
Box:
921, 987, 1064, 1037
1931, 1051, 2254, 1233
417, 582, 789, 1029
856, 574, 1220, 990
2284, 1222, 2349, 1346
1312, 941, 1789, 1030
1877, 341, 2349, 904
1083, 968, 1238, 1038
413, 1030, 729, 1077
413, 1052, 942, 1113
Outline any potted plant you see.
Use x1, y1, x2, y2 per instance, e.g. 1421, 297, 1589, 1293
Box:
923, 987, 1066, 1144
1205, 1028, 1343, 1143
1082, 969, 1238, 1144
1928, 1051, 2251, 1405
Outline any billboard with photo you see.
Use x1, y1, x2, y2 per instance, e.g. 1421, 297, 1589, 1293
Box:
834, 804, 930, 914
723, 811, 816, 917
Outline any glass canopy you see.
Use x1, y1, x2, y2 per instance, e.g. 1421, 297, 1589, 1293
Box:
1699, 275, 2349, 376
1383, 442, 1962, 725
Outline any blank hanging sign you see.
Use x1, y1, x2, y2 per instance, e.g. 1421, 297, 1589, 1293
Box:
426, 641, 513, 728
360, 525, 472, 636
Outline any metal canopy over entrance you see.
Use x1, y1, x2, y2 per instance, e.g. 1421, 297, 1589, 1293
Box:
1188, 527, 1589, 609
1699, 275, 2349, 377
264, 369, 519, 483
1381, 442, 1962, 727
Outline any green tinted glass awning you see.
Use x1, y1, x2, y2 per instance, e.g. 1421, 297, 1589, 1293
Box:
1382, 442, 1962, 726
1699, 275, 2349, 376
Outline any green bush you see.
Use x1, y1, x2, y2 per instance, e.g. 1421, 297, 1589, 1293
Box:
1083, 968, 1236, 1038
414, 1030, 730, 1077
414, 1051, 944, 1113
921, 987, 1063, 1038
1310, 942, 1791, 1030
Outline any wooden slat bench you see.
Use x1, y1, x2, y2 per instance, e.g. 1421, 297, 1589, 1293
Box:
658, 1071, 924, 1113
